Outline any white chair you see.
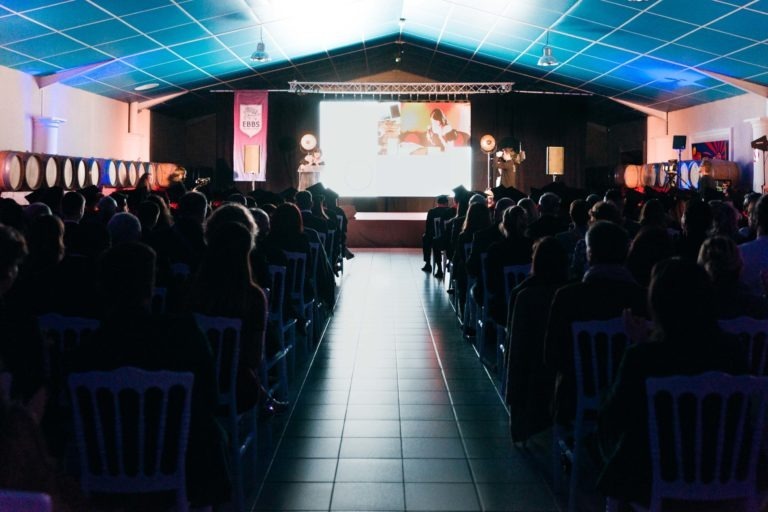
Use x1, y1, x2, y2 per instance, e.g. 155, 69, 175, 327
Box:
38, 313, 99, 382
475, 252, 493, 362
496, 263, 532, 390
68, 367, 193, 512
608, 372, 768, 512
0, 489, 52, 512
283, 251, 314, 353
193, 314, 257, 512
461, 243, 476, 336
719, 317, 768, 375
268, 265, 298, 377
335, 214, 345, 274
555, 317, 628, 512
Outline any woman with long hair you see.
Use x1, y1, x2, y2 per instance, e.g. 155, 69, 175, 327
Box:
451, 202, 491, 314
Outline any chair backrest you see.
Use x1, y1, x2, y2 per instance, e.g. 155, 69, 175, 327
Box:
479, 252, 491, 308
38, 313, 99, 380
283, 251, 308, 305
151, 286, 167, 314
433, 217, 446, 239
193, 314, 241, 413
68, 367, 193, 496
306, 242, 321, 298
170, 262, 191, 280
267, 265, 288, 321
0, 490, 52, 512
646, 372, 768, 508
326, 229, 336, 260
719, 317, 768, 376
502, 264, 531, 302
571, 317, 629, 415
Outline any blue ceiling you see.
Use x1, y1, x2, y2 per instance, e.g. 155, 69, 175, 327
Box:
0, 0, 766, 114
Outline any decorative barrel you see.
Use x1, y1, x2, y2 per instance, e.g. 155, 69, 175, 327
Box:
615, 164, 643, 188
709, 159, 740, 182
23, 153, 43, 190
641, 164, 659, 187
145, 162, 157, 188
677, 161, 690, 190
0, 151, 24, 191
42, 154, 60, 188
74, 159, 89, 189
687, 160, 700, 190
60, 157, 76, 189
155, 162, 184, 188
116, 161, 128, 187
96, 159, 117, 187
127, 161, 139, 187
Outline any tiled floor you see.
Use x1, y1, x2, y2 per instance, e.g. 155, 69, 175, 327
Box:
253, 249, 560, 512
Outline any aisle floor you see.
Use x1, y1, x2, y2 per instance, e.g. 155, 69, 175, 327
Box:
253, 249, 560, 512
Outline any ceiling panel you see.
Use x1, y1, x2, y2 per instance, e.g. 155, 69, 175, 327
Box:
0, 0, 763, 113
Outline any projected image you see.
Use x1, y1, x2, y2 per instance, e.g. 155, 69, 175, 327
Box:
320, 101, 471, 197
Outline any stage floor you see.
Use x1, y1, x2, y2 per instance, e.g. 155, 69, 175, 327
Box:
348, 212, 426, 248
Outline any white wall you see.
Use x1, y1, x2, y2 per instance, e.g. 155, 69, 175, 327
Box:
0, 65, 149, 160
647, 93, 768, 191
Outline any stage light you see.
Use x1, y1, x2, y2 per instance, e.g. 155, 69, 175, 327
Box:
537, 31, 559, 67
250, 26, 270, 63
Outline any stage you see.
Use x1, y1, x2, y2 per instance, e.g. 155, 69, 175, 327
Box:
347, 212, 426, 248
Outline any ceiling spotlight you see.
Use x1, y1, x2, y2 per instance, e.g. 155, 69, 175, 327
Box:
134, 83, 159, 91
537, 31, 559, 67
250, 26, 270, 63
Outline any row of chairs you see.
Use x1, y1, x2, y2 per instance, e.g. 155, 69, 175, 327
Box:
557, 316, 768, 512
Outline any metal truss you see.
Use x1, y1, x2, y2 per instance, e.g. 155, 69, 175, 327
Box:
288, 81, 514, 96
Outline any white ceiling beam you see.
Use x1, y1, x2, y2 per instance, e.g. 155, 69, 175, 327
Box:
696, 69, 768, 98
610, 98, 667, 120
135, 92, 189, 112
34, 60, 113, 89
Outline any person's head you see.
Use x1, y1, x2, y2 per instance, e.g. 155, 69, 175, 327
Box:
639, 199, 666, 228
136, 201, 160, 232
649, 258, 715, 341
177, 191, 208, 224
61, 192, 85, 222
589, 200, 621, 225
0, 224, 27, 297
585, 194, 601, 208
531, 236, 568, 283
312, 194, 329, 220
462, 202, 491, 234
205, 203, 257, 243
493, 197, 515, 223
626, 227, 674, 288
147, 194, 173, 229
500, 206, 527, 239
27, 214, 64, 266
110, 192, 128, 213
430, 108, 447, 127
700, 159, 713, 176
585, 220, 629, 265
517, 198, 539, 224
251, 208, 270, 239
538, 192, 561, 216
682, 199, 713, 236
271, 202, 303, 236
107, 212, 141, 245
295, 190, 313, 211
226, 193, 247, 206
435, 194, 449, 206
754, 194, 768, 236
98, 242, 156, 310
201, 221, 254, 284
569, 199, 589, 228
698, 235, 743, 287
24, 202, 52, 222
96, 196, 118, 223
468, 194, 486, 207
604, 188, 624, 213
708, 200, 739, 237
743, 192, 761, 230
74, 221, 110, 259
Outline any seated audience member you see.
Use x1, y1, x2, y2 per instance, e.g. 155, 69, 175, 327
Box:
154, 191, 208, 271
570, 200, 621, 278
60, 191, 85, 254
676, 199, 712, 262
147, 193, 174, 231
451, 202, 492, 317
699, 235, 767, 319
544, 220, 645, 427
517, 197, 539, 228
93, 196, 118, 225
250, 207, 287, 289
737, 192, 761, 243
0, 224, 45, 405
505, 237, 568, 442
136, 200, 160, 245
190, 221, 268, 413
526, 192, 567, 241
296, 190, 329, 237
597, 258, 745, 505
554, 199, 589, 267
0, 198, 25, 232
604, 188, 640, 238
486, 206, 533, 324
421, 194, 455, 275
638, 198, 667, 231
466, 197, 516, 292
708, 199, 740, 240
625, 227, 674, 289
739, 194, 768, 298
106, 212, 141, 245
71, 242, 230, 507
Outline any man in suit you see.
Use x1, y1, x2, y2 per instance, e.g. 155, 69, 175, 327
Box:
421, 195, 455, 276
544, 220, 645, 427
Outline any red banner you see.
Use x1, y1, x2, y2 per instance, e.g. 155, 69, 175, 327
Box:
233, 90, 268, 182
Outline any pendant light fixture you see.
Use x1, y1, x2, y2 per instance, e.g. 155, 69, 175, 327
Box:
537, 30, 559, 67
251, 25, 270, 63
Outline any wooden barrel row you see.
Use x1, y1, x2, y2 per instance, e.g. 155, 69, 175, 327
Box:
0, 151, 180, 192
615, 160, 741, 190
